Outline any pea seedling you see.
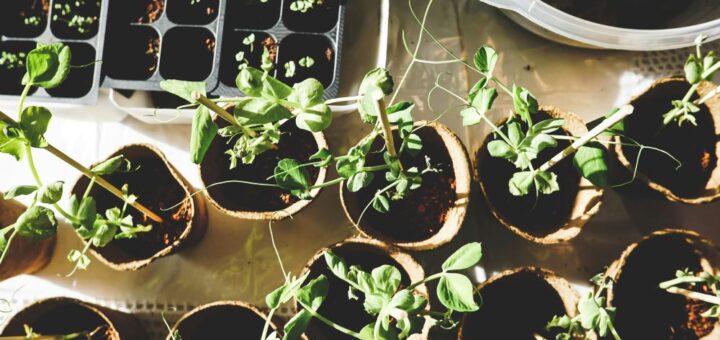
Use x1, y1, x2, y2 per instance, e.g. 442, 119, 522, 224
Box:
546, 274, 621, 340
664, 35, 720, 126
660, 269, 720, 318
0, 52, 26, 71
289, 0, 325, 13
0, 43, 159, 275
261, 242, 482, 340
52, 0, 100, 35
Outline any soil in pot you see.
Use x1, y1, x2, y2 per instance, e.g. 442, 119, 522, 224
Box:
159, 27, 215, 81
543, 0, 696, 29
460, 269, 567, 339
477, 111, 580, 239
282, 0, 339, 33
612, 233, 715, 339
0, 41, 39, 96
2, 299, 119, 339
172, 303, 269, 339
71, 145, 194, 264
104, 26, 159, 80
0, 0, 49, 38
108, 0, 164, 24
45, 42, 95, 98
50, 0, 101, 39
225, 0, 280, 29
201, 118, 320, 213
166, 0, 218, 25
276, 34, 334, 88
619, 79, 717, 199
303, 243, 413, 339
345, 126, 457, 243
220, 31, 277, 87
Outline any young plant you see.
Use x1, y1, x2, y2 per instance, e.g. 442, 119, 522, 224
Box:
546, 274, 621, 340
52, 0, 100, 35
660, 269, 720, 318
21, 324, 106, 339
261, 242, 482, 340
0, 43, 159, 274
663, 35, 720, 126
289, 0, 325, 13
0, 51, 26, 71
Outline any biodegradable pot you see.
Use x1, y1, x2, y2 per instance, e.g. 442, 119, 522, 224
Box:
168, 301, 276, 340
200, 115, 328, 220
458, 267, 579, 339
605, 229, 720, 339
340, 121, 471, 251
0, 195, 55, 281
0, 297, 146, 339
476, 106, 604, 243
70, 143, 208, 271
297, 237, 430, 339
615, 77, 720, 204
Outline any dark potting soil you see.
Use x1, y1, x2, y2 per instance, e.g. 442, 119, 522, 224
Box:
104, 26, 159, 80
2, 301, 116, 340
276, 34, 335, 88
0, 41, 39, 96
0, 0, 49, 38
173, 304, 267, 339
50, 0, 101, 39
201, 118, 320, 212
348, 126, 456, 243
478, 113, 580, 238
612, 233, 713, 339
460, 270, 566, 339
620, 80, 717, 198
159, 27, 215, 81
543, 0, 699, 29
107, 0, 163, 25
282, 0, 339, 33
225, 0, 281, 29
166, 0, 218, 25
150, 90, 194, 108
304, 243, 412, 339
71, 146, 192, 263
46, 42, 96, 98
220, 31, 277, 87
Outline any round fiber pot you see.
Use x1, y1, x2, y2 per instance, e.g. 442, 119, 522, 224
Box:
200, 115, 328, 220
70, 143, 208, 271
605, 229, 720, 339
340, 121, 471, 251
476, 106, 604, 243
615, 77, 720, 204
168, 301, 276, 340
458, 267, 579, 339
297, 237, 430, 339
0, 297, 146, 339
0, 195, 55, 281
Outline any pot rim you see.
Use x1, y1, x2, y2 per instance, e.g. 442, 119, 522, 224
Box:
168, 300, 277, 340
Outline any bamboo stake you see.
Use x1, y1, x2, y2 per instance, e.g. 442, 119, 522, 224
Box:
666, 286, 720, 305
191, 92, 257, 138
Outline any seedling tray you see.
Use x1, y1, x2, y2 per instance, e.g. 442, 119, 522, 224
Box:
0, 0, 109, 105
101, 0, 346, 99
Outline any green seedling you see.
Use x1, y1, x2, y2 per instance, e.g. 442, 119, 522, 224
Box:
289, 0, 324, 13
660, 269, 720, 318
0, 51, 27, 71
52, 0, 99, 35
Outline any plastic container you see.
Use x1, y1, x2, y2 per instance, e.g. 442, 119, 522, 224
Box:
480, 0, 720, 50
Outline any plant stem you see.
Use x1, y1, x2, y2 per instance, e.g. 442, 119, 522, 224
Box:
659, 276, 706, 289
665, 287, 720, 305
260, 307, 277, 340
309, 177, 344, 189
17, 84, 31, 118
297, 300, 363, 339
25, 145, 80, 224
538, 105, 633, 172
0, 231, 18, 267
375, 99, 401, 169
192, 92, 258, 138
407, 272, 444, 291
325, 95, 361, 105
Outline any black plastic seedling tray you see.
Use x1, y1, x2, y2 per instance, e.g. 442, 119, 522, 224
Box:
0, 0, 109, 105
101, 0, 345, 99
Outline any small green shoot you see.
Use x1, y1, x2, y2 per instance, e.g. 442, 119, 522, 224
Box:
660, 269, 720, 318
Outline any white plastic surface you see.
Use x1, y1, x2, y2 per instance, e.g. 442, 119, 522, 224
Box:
0, 1, 720, 339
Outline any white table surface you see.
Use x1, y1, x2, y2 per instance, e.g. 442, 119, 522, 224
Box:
1, 0, 719, 338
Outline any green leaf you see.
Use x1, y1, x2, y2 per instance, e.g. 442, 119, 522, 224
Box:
19, 106, 51, 148
528, 133, 557, 154
15, 206, 57, 240
236, 67, 292, 99
283, 310, 312, 340
469, 87, 497, 120
297, 275, 329, 310
76, 196, 97, 229
372, 195, 390, 213
309, 148, 333, 167
509, 171, 534, 196
4, 185, 38, 199
437, 273, 479, 312
487, 140, 514, 159
442, 242, 482, 271
0, 122, 25, 160
347, 171, 374, 192
274, 159, 311, 191
159, 80, 206, 103
38, 181, 63, 204
358, 68, 394, 123
405, 133, 422, 156
324, 251, 349, 280
91, 155, 131, 175
460, 107, 481, 126
233, 97, 293, 126
372, 265, 402, 295
295, 103, 332, 132
530, 118, 564, 135
535, 170, 560, 195
574, 141, 610, 187
578, 292, 601, 330
684, 54, 702, 84
473, 45, 498, 75
512, 85, 538, 123
587, 107, 625, 136
289, 78, 324, 105
190, 106, 218, 164
506, 121, 523, 147
67, 249, 90, 271
23, 43, 71, 89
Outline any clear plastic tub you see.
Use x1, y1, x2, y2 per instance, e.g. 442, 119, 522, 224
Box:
481, 0, 720, 50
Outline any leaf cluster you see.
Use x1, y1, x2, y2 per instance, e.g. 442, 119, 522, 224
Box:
659, 269, 720, 318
